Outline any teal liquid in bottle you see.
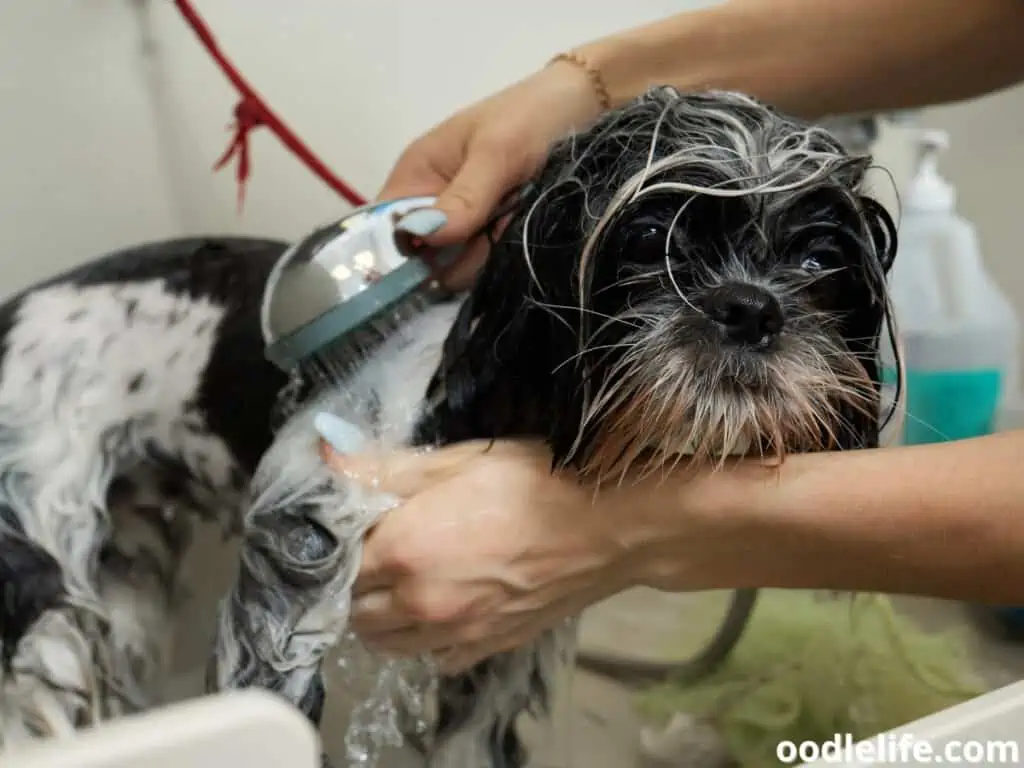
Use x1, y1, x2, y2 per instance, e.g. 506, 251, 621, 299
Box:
878, 127, 1017, 449
883, 366, 1003, 444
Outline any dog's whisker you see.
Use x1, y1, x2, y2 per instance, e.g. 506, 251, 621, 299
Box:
552, 342, 637, 374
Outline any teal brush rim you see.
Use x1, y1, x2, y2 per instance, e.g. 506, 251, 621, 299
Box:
262, 186, 536, 373
264, 258, 431, 371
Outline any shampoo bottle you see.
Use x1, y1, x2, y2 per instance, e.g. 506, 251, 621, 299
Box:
881, 129, 1018, 444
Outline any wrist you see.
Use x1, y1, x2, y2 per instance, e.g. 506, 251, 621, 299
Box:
594, 432, 1024, 603
615, 457, 819, 593
534, 55, 608, 127
573, 6, 733, 109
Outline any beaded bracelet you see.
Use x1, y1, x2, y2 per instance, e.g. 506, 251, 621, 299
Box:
549, 50, 612, 111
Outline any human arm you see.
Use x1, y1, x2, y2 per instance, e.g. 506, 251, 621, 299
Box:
314, 422, 1024, 672
381, 0, 1024, 287
578, 0, 1024, 119
633, 429, 1024, 604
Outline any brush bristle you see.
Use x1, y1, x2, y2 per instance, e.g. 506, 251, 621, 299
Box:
299, 290, 438, 391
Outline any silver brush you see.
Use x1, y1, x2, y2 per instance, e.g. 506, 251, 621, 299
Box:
261, 189, 529, 392
260, 196, 458, 389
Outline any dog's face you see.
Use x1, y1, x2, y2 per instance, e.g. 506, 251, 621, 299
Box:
430, 88, 898, 479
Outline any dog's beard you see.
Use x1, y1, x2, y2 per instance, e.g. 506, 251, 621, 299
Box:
531, 204, 889, 481
569, 292, 876, 479
559, 252, 887, 479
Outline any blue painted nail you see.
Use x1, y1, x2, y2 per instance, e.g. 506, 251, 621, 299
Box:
314, 412, 366, 454
396, 208, 448, 237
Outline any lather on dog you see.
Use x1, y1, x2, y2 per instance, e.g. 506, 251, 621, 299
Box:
0, 87, 897, 765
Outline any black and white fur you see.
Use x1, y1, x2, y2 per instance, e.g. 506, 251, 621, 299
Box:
0, 88, 898, 766
0, 238, 289, 745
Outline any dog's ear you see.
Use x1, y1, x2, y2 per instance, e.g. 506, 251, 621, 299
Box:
831, 195, 897, 452
427, 175, 589, 447
830, 152, 898, 277
859, 195, 898, 275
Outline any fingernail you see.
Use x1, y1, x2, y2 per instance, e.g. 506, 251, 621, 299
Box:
396, 208, 448, 237
314, 412, 366, 454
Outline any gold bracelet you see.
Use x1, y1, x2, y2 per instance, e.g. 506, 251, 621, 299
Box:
548, 50, 612, 111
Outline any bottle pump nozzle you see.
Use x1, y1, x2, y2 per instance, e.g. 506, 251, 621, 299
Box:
908, 129, 955, 212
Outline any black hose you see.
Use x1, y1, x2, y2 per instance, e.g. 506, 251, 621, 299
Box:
574, 588, 759, 686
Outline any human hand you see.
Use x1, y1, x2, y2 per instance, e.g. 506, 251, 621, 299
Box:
379, 60, 606, 289
317, 436, 640, 674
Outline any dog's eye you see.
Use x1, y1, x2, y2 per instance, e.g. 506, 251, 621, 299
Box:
801, 246, 843, 273
622, 219, 672, 261
801, 254, 824, 272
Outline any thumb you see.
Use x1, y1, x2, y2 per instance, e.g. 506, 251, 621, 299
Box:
404, 143, 520, 247
375, 152, 446, 206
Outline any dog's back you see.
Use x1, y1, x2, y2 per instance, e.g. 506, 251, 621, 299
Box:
0, 236, 289, 744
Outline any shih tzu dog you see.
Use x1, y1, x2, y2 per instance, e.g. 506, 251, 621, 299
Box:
0, 86, 897, 767
208, 88, 899, 766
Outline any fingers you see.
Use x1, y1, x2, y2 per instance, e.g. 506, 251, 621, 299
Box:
348, 589, 407, 633
316, 441, 443, 498
369, 626, 456, 657
355, 587, 590, 673
433, 237, 488, 291
375, 170, 443, 207
433, 643, 500, 676
349, 587, 466, 656
387, 147, 520, 290
358, 615, 493, 664
314, 422, 488, 497
375, 135, 449, 205
402, 134, 523, 249
350, 580, 503, 658
429, 150, 514, 244
376, 113, 529, 290
359, 618, 531, 675
352, 543, 393, 597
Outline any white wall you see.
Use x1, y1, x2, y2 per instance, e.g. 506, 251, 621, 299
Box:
1, 0, 1023, 323
0, 0, 714, 292
0, 1, 182, 294
141, 0, 720, 238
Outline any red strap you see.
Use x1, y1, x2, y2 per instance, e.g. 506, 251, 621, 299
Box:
173, 0, 368, 210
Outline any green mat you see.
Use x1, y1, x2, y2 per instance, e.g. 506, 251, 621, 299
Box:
637, 591, 989, 768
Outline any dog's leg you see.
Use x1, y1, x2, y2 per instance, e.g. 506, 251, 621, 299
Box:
427, 625, 573, 768
0, 499, 89, 747
0, 480, 163, 741
207, 421, 381, 730
87, 413, 249, 719
208, 490, 340, 722
92, 469, 208, 715
0, 421, 243, 747
0, 450, 118, 747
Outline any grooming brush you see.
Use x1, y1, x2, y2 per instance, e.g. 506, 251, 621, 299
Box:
262, 196, 450, 385
261, 191, 527, 386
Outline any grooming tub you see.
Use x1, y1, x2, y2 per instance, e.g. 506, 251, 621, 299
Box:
1, 681, 1021, 767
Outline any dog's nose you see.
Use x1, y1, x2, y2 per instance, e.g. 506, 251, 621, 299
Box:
702, 282, 784, 346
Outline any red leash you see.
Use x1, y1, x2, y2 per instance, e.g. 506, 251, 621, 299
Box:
172, 0, 368, 210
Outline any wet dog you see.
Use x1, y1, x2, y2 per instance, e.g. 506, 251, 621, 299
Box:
0, 87, 897, 766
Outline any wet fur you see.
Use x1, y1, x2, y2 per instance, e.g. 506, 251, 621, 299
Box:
0, 88, 896, 766
0, 238, 287, 744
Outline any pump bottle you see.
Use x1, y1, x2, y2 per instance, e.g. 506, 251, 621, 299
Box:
880, 129, 1018, 444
